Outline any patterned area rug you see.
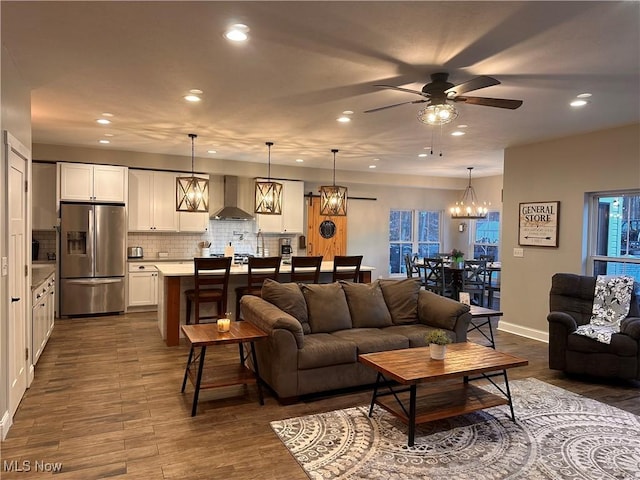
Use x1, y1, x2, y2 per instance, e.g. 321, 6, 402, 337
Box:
271, 378, 640, 479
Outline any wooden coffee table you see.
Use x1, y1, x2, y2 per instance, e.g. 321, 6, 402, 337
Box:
181, 321, 267, 417
358, 342, 528, 446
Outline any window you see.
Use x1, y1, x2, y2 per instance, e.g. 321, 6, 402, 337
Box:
589, 191, 640, 282
473, 211, 500, 261
389, 210, 441, 275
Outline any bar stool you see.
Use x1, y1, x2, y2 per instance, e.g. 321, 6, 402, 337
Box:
184, 257, 232, 324
290, 255, 323, 284
235, 256, 282, 321
332, 255, 363, 282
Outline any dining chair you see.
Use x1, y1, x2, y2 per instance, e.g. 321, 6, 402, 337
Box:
290, 255, 323, 284
332, 255, 363, 282
423, 257, 453, 297
461, 259, 488, 306
184, 256, 232, 324
235, 256, 282, 320
404, 253, 420, 279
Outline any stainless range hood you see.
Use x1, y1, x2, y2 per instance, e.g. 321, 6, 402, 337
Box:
211, 176, 254, 220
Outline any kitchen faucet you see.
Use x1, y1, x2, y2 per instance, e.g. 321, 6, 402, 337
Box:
256, 230, 265, 257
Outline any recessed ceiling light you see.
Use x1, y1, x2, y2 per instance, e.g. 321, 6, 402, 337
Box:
295, 158, 304, 163
189, 89, 203, 95
207, 150, 217, 154
570, 99, 588, 107
576, 93, 592, 98
101, 112, 114, 117
451, 131, 466, 136
372, 158, 379, 162
184, 94, 201, 102
457, 124, 468, 128
103, 133, 114, 137
337, 116, 351, 123
99, 139, 110, 144
369, 165, 376, 169
96, 118, 111, 125
225, 24, 249, 42
418, 153, 428, 158
342, 110, 354, 115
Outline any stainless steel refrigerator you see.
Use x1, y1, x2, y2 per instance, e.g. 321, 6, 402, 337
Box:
60, 203, 126, 316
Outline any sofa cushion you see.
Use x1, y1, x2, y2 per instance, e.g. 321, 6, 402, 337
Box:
261, 279, 310, 334
331, 328, 409, 353
383, 324, 455, 347
340, 281, 393, 328
301, 282, 352, 333
568, 331, 638, 356
379, 278, 422, 324
298, 333, 357, 369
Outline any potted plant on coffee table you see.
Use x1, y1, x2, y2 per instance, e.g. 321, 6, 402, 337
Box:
425, 329, 452, 360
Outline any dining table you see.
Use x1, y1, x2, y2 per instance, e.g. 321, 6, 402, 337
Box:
155, 260, 375, 346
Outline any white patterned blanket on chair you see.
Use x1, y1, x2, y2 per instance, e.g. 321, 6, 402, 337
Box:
574, 275, 634, 344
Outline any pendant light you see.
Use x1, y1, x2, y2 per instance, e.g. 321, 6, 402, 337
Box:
176, 133, 209, 212
449, 167, 489, 219
320, 149, 348, 216
254, 141, 283, 215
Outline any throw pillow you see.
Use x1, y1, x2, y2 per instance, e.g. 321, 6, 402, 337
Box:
301, 282, 352, 333
340, 280, 393, 328
378, 278, 421, 324
261, 279, 310, 334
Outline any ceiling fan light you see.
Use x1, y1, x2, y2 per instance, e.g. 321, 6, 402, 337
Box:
418, 104, 458, 126
176, 133, 210, 212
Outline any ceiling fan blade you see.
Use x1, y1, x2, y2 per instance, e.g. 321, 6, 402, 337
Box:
454, 96, 523, 109
364, 99, 426, 113
444, 75, 500, 96
373, 84, 429, 98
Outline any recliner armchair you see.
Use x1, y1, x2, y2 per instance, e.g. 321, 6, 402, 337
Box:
547, 273, 640, 381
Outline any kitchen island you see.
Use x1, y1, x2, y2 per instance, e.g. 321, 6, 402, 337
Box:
156, 261, 374, 346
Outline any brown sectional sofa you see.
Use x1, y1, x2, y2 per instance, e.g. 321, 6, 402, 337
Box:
240, 278, 471, 402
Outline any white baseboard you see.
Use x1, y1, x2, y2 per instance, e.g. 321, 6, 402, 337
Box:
498, 321, 549, 344
1, 409, 12, 441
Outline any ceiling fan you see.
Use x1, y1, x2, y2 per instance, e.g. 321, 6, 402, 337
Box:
364, 72, 523, 122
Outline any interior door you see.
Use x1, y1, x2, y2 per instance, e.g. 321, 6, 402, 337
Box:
306, 196, 347, 261
7, 132, 29, 419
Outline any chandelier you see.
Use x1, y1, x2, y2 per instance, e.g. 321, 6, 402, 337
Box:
450, 167, 489, 219
176, 133, 209, 212
320, 149, 348, 216
254, 141, 283, 215
417, 103, 458, 126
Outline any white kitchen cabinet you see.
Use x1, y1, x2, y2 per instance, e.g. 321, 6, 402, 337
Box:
32, 272, 55, 365
128, 263, 158, 307
32, 163, 57, 230
59, 162, 127, 203
255, 179, 304, 233
128, 170, 178, 232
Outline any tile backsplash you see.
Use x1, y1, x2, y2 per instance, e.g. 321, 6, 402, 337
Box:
34, 220, 301, 261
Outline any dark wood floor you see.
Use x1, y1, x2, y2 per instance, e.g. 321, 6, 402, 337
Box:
1, 311, 638, 479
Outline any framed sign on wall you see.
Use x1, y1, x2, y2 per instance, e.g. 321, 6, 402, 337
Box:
518, 201, 560, 247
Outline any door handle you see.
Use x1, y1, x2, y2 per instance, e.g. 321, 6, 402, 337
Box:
11, 297, 20, 302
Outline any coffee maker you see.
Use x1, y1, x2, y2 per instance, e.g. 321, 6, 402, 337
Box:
279, 237, 292, 263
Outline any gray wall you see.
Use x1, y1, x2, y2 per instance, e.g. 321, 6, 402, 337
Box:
1, 44, 33, 434
500, 123, 640, 340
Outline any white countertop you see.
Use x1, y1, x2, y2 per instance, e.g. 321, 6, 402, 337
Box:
156, 261, 375, 277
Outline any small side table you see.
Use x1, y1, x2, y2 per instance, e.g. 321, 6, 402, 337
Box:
468, 305, 503, 349
181, 322, 268, 416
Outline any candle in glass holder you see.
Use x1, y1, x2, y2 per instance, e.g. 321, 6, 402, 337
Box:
217, 318, 230, 332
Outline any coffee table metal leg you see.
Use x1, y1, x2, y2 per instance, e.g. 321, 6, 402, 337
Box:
368, 372, 382, 416
408, 384, 417, 447
249, 341, 264, 406
191, 346, 207, 417
503, 370, 515, 421
181, 345, 194, 393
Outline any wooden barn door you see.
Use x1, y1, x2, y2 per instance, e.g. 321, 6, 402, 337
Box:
306, 196, 347, 261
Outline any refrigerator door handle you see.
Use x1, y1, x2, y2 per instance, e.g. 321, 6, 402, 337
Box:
88, 207, 95, 273
65, 278, 123, 285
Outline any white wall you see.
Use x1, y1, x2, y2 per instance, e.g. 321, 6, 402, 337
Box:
1, 44, 33, 437
501, 123, 640, 341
